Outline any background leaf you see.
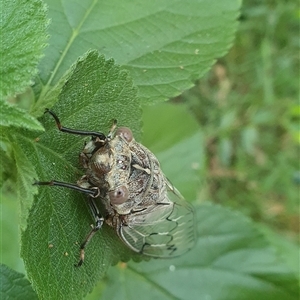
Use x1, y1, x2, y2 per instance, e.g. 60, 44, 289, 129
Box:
0, 147, 14, 188
20, 50, 142, 300
31, 0, 241, 108
0, 264, 38, 300
141, 102, 200, 153
142, 102, 204, 201
0, 0, 48, 99
96, 204, 299, 300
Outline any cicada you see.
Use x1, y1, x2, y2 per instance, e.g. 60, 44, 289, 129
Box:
35, 109, 196, 266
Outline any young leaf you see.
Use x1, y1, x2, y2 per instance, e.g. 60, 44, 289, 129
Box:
0, 0, 48, 99
99, 204, 299, 300
35, 0, 241, 103
6, 133, 39, 230
20, 50, 142, 300
0, 101, 44, 131
0, 264, 38, 300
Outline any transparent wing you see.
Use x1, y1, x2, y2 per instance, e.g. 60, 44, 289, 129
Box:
119, 178, 196, 258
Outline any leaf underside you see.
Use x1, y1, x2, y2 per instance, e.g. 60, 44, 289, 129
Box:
0, 264, 38, 300
100, 204, 299, 300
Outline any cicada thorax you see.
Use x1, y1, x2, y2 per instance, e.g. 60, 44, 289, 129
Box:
78, 125, 168, 216
78, 129, 132, 208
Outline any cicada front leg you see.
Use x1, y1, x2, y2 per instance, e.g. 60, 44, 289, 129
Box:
33, 180, 104, 266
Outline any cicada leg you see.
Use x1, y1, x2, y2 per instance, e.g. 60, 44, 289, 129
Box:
33, 180, 99, 197
37, 110, 115, 265
33, 180, 103, 266
75, 198, 104, 267
45, 109, 107, 141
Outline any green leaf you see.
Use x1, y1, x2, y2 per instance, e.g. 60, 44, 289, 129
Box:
0, 101, 44, 131
20, 50, 142, 300
219, 137, 233, 166
6, 133, 39, 230
99, 204, 299, 300
141, 102, 200, 153
257, 224, 300, 277
0, 0, 48, 99
142, 102, 204, 201
0, 187, 25, 273
157, 132, 204, 202
0, 264, 38, 300
241, 126, 258, 155
36, 0, 241, 103
0, 146, 14, 188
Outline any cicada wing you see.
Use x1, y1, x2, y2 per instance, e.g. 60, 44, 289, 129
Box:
119, 179, 196, 258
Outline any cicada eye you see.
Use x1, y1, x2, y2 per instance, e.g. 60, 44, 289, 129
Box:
116, 127, 133, 143
109, 186, 129, 205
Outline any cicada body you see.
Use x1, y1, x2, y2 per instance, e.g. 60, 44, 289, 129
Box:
36, 110, 196, 265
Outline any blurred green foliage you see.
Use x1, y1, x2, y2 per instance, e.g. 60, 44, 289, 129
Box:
178, 0, 299, 241
1, 0, 299, 298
